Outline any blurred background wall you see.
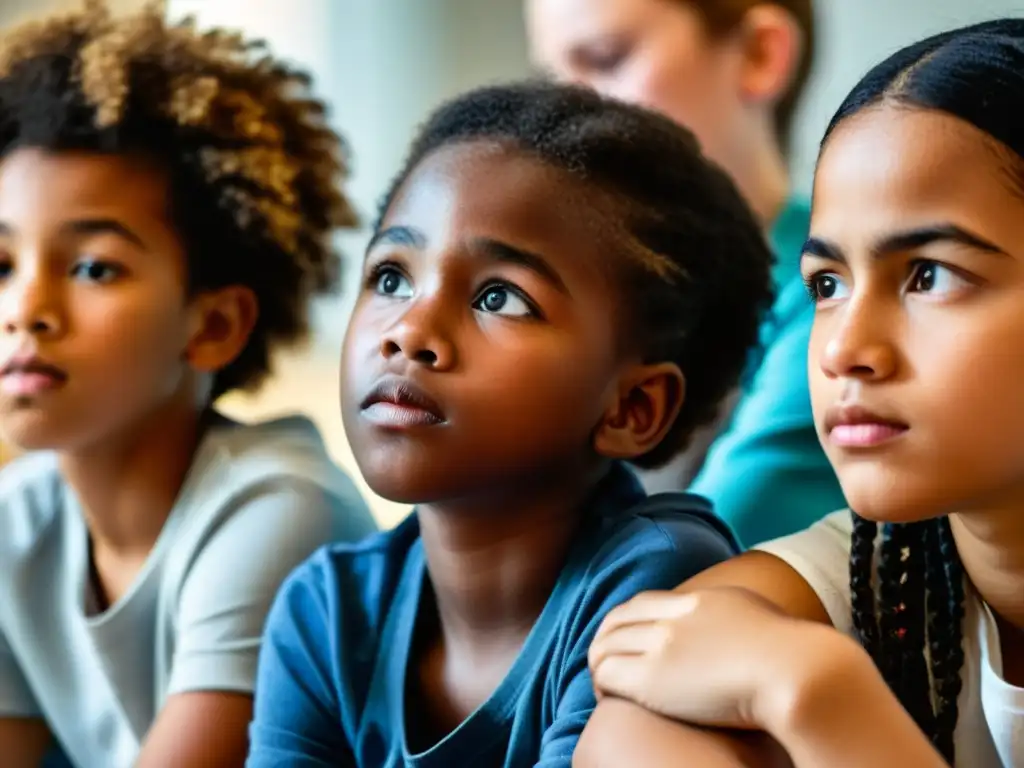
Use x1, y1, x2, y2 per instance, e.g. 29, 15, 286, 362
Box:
0, 0, 1021, 519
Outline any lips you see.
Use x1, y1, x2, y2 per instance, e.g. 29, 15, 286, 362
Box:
360, 376, 445, 428
0, 353, 67, 396
824, 403, 908, 448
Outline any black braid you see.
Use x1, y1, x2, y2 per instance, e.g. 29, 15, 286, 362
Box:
850, 514, 880, 657
849, 513, 966, 766
924, 518, 966, 763
878, 523, 933, 733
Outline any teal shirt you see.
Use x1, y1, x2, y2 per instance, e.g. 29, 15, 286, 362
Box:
689, 198, 846, 547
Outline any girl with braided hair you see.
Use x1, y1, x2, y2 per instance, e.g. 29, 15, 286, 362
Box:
0, 2, 376, 766
576, 17, 1024, 768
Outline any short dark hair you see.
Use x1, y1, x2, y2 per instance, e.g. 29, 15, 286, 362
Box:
377, 81, 774, 469
683, 0, 815, 153
0, 0, 357, 398
824, 18, 1024, 765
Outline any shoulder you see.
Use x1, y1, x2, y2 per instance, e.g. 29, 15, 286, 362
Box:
202, 414, 368, 502
266, 515, 421, 641
0, 452, 64, 558
576, 491, 740, 607
753, 510, 855, 633
175, 414, 376, 547
272, 518, 423, 626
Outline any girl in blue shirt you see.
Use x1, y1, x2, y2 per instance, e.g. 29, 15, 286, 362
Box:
248, 81, 774, 767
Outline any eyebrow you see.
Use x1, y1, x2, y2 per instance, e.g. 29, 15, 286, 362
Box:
366, 225, 426, 253
802, 224, 1009, 264
0, 218, 149, 250
471, 237, 570, 295
366, 225, 570, 295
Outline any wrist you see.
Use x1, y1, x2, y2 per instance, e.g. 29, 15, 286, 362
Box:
753, 623, 881, 740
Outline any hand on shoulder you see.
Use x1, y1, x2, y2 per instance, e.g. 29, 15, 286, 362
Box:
588, 586, 870, 736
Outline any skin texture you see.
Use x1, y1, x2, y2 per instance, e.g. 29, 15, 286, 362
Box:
341, 140, 684, 745
525, 0, 799, 224
0, 148, 257, 767
574, 105, 1024, 766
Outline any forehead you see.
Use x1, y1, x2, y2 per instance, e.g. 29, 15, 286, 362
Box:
0, 147, 170, 223
382, 140, 623, 264
811, 107, 1024, 252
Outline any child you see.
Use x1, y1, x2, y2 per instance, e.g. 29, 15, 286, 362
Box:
0, 2, 376, 767
527, 0, 846, 546
579, 18, 1024, 767
246, 81, 775, 766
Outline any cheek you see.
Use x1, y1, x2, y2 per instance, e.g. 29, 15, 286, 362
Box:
76, 291, 188, 382
912, 309, 1024, 446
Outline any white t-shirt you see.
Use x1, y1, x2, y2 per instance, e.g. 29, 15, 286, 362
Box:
0, 415, 377, 768
756, 510, 1024, 767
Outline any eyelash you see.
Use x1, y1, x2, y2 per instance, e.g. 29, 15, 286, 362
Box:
802, 259, 974, 302
365, 261, 543, 319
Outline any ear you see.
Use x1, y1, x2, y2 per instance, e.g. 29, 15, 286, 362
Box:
734, 5, 804, 106
593, 362, 685, 461
183, 286, 259, 376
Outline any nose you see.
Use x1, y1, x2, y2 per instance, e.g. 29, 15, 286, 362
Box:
1, 269, 64, 339
379, 296, 456, 371
818, 297, 897, 382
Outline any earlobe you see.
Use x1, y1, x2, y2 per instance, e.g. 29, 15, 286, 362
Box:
593, 362, 685, 461
184, 286, 259, 374
736, 6, 803, 105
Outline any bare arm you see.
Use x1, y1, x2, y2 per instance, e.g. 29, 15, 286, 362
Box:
587, 551, 946, 768
677, 550, 832, 624
574, 699, 791, 768
764, 634, 946, 768
0, 717, 53, 768
136, 692, 252, 768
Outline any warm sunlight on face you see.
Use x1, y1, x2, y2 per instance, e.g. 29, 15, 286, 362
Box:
804, 106, 1024, 522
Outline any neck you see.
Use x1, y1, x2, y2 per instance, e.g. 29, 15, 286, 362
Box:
59, 394, 208, 557
718, 118, 790, 229
417, 466, 609, 651
950, 506, 1024, 631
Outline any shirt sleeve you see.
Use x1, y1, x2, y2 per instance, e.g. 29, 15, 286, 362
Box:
167, 478, 367, 698
246, 555, 356, 768
536, 515, 738, 766
0, 626, 40, 717
753, 510, 857, 635
690, 299, 847, 547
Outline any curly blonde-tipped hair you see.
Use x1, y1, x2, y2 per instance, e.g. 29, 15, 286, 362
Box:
0, 0, 358, 397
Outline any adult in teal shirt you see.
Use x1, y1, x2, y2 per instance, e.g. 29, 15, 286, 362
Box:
530, 0, 847, 545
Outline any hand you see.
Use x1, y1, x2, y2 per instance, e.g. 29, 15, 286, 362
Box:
588, 587, 837, 733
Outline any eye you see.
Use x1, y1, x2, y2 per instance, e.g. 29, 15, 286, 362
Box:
805, 272, 850, 303
71, 259, 122, 284
576, 39, 630, 74
907, 261, 970, 296
373, 266, 414, 299
472, 284, 535, 318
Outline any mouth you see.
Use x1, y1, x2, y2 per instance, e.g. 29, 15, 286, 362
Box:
360, 376, 446, 429
0, 354, 68, 397
824, 403, 908, 449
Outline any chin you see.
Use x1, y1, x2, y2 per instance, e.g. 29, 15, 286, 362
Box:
0, 414, 70, 452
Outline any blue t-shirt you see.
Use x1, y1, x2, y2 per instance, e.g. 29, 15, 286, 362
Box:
247, 464, 739, 767
690, 198, 847, 546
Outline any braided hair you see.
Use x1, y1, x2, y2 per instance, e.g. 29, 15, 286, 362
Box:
827, 18, 1024, 764
849, 516, 964, 762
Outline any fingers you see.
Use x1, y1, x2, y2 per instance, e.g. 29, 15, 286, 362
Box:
593, 591, 697, 642
589, 620, 666, 676
590, 651, 647, 703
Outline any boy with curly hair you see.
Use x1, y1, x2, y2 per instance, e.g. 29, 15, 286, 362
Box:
0, 2, 375, 766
